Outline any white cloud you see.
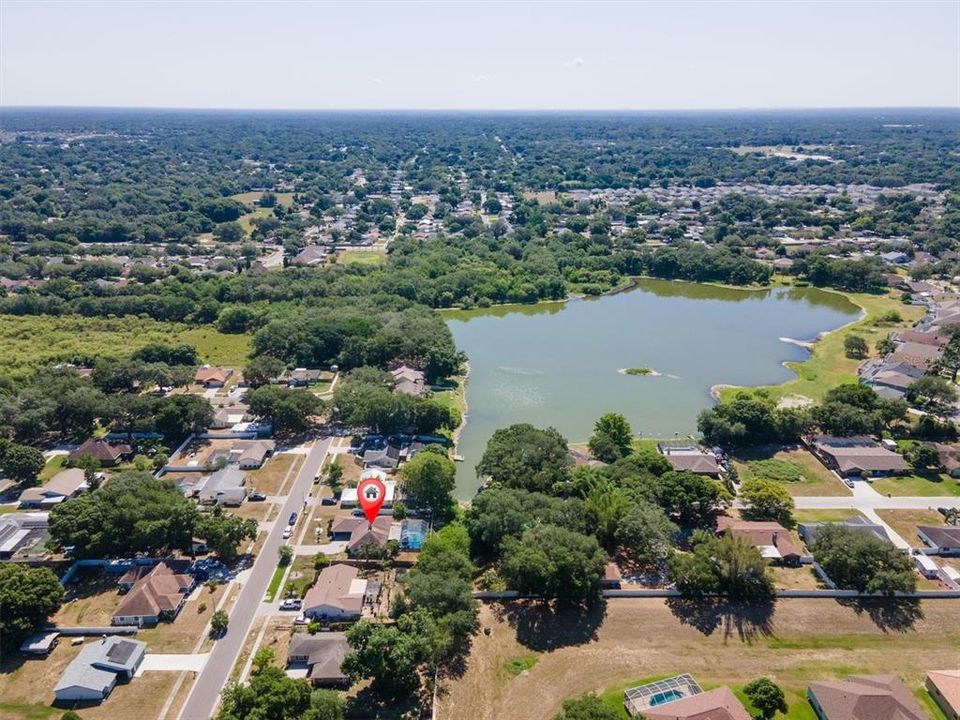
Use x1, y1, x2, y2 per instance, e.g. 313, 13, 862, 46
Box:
370, 77, 383, 84
473, 74, 490, 83
564, 56, 584, 68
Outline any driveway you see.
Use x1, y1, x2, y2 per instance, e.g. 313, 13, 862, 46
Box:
177, 435, 333, 720
137, 653, 209, 675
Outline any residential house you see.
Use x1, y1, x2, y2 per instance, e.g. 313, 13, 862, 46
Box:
286, 633, 350, 686
916, 525, 960, 556
798, 516, 892, 547
53, 637, 146, 703
302, 564, 367, 621
195, 366, 233, 388
887, 341, 943, 370
935, 444, 960, 478
657, 442, 721, 477
361, 444, 401, 471
112, 561, 195, 626
211, 405, 249, 429
807, 675, 924, 720
809, 435, 909, 477
391, 365, 426, 396
640, 687, 751, 720
232, 439, 275, 469
285, 368, 324, 387
880, 251, 910, 265
68, 438, 132, 467
19, 468, 87, 508
289, 245, 329, 267
197, 466, 247, 506
893, 330, 949, 348
340, 473, 395, 509
330, 515, 396, 556
715, 517, 801, 565
926, 670, 960, 720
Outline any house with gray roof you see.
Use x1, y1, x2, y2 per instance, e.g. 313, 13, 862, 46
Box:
917, 525, 960, 556
286, 633, 350, 686
54, 636, 146, 703
19, 468, 88, 508
798, 516, 892, 547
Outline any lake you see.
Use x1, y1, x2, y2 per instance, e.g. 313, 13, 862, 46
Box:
445, 279, 860, 498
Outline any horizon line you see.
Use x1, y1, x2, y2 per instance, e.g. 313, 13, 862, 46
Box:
1, 104, 958, 114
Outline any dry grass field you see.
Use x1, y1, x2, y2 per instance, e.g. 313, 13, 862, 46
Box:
732, 447, 851, 497
246, 453, 304, 496
876, 509, 947, 549
437, 598, 960, 720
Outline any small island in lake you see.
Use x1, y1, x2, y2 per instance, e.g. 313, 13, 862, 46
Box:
621, 367, 659, 376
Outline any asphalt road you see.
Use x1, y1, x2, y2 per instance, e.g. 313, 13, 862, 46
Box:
177, 436, 333, 720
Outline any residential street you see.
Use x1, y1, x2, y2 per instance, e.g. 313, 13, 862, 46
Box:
177, 436, 333, 720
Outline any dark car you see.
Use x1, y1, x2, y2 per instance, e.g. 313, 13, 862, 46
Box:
249, 491, 267, 501
289, 512, 298, 525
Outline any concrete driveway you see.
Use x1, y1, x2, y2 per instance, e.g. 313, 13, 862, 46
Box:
137, 653, 209, 675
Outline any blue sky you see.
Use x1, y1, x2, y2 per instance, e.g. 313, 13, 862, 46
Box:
1, 0, 957, 109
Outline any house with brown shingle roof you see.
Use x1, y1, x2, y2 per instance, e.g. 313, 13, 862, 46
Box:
112, 561, 195, 627
807, 675, 925, 720
715, 517, 801, 566
926, 670, 960, 720
194, 366, 233, 388
810, 436, 909, 478
330, 515, 394, 557
641, 686, 751, 720
391, 365, 426, 396
68, 438, 132, 467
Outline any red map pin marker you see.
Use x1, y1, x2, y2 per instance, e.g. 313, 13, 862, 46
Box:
357, 475, 386, 525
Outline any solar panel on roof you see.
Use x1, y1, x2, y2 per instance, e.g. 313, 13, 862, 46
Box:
106, 640, 136, 664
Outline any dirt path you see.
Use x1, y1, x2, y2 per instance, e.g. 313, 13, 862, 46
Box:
438, 598, 960, 720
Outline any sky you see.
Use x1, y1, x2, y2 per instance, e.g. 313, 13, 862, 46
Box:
1, 0, 958, 110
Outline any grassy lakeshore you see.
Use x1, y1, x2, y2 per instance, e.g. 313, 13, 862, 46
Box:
718, 289, 924, 403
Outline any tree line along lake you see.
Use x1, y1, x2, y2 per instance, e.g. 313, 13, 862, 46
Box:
445, 278, 860, 498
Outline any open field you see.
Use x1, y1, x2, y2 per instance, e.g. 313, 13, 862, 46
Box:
875, 509, 947, 549
0, 315, 250, 377
245, 453, 303, 496
337, 248, 386, 266
871, 473, 960, 497
38, 455, 66, 483
230, 191, 295, 207
438, 598, 960, 720
719, 290, 925, 404
732, 446, 850, 497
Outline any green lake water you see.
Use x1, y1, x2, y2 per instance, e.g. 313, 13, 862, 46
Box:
445, 279, 860, 498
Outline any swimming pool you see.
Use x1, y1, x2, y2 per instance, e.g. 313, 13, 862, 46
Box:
649, 690, 685, 706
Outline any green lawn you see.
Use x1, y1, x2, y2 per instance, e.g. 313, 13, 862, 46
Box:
719, 290, 924, 403
177, 327, 251, 367
230, 191, 295, 208
279, 555, 317, 600
264, 563, 287, 602
792, 509, 866, 524
870, 473, 960, 497
916, 688, 949, 720
337, 249, 386, 266
732, 447, 850, 497
504, 654, 539, 677
39, 455, 66, 482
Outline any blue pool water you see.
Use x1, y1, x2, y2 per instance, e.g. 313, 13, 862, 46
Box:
650, 690, 685, 706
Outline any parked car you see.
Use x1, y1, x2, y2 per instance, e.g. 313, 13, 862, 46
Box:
314, 472, 321, 483
289, 512, 298, 525
282, 527, 292, 539
293, 614, 308, 625
249, 491, 267, 501
279, 599, 302, 611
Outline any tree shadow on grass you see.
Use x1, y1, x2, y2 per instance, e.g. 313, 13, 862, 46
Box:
665, 597, 776, 644
346, 684, 431, 719
490, 598, 608, 652
836, 597, 924, 633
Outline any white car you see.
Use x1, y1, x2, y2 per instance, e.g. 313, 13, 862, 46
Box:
282, 527, 292, 539
279, 599, 301, 611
